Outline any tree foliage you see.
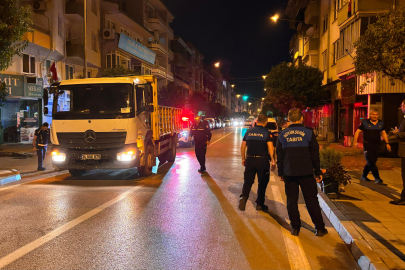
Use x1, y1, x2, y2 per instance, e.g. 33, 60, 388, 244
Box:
354, 8, 405, 84
158, 85, 187, 108
0, 82, 8, 106
101, 66, 135, 77
263, 62, 325, 114
0, 0, 32, 71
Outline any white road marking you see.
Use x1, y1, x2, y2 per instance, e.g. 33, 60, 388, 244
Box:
0, 172, 69, 193
270, 181, 312, 270
210, 131, 234, 146
0, 185, 143, 269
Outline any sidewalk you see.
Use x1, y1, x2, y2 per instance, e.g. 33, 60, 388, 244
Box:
319, 154, 405, 269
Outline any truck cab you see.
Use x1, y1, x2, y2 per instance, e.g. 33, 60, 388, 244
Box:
48, 76, 181, 177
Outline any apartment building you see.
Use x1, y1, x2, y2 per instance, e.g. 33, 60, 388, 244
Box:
286, 0, 405, 144
1, 0, 101, 144
170, 37, 193, 97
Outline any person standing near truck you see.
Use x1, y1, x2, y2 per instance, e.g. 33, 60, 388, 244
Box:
33, 122, 50, 171
190, 117, 212, 173
391, 100, 405, 205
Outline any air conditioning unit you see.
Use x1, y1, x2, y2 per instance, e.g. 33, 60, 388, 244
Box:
33, 1, 46, 11
103, 29, 115, 40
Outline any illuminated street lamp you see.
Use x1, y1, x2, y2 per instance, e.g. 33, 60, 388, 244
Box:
257, 109, 261, 112
270, 14, 304, 23
271, 14, 279, 22
231, 84, 235, 88
262, 75, 267, 80
264, 88, 267, 91
214, 62, 220, 68
236, 94, 241, 98
248, 102, 252, 106
262, 98, 265, 100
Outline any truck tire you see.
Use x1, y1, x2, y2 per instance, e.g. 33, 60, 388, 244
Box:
167, 144, 177, 162
186, 141, 192, 148
138, 145, 153, 177
69, 169, 86, 177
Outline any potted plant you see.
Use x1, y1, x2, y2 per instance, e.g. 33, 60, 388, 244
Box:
319, 147, 351, 197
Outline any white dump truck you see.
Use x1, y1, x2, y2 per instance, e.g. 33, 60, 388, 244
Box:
47, 75, 182, 177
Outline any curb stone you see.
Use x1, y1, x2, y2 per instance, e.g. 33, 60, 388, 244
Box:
317, 191, 390, 270
0, 169, 21, 185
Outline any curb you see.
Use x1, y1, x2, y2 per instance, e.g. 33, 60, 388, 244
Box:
0, 170, 22, 186
317, 191, 390, 270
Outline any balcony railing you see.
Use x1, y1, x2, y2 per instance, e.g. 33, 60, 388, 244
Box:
65, 0, 84, 17
305, 1, 320, 25
66, 39, 84, 59
31, 23, 50, 35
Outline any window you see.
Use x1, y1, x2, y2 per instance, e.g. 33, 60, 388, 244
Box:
106, 20, 116, 30
332, 40, 339, 65
65, 65, 74, 80
45, 60, 51, 76
106, 53, 130, 69
91, 0, 97, 15
58, 15, 63, 37
91, 32, 97, 52
87, 70, 92, 78
322, 14, 328, 34
23, 54, 36, 74
340, 20, 360, 57
322, 50, 328, 72
333, 0, 338, 21
120, 28, 130, 37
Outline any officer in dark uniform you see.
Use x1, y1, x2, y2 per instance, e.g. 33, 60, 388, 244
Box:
276, 109, 327, 237
353, 108, 390, 184
33, 122, 50, 171
239, 114, 276, 212
190, 117, 212, 173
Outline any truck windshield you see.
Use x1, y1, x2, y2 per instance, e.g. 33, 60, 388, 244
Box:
52, 84, 134, 119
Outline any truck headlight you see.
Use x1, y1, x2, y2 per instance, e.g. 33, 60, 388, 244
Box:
117, 150, 136, 161
51, 151, 66, 162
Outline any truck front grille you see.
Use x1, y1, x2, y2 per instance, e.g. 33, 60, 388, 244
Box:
56, 132, 127, 150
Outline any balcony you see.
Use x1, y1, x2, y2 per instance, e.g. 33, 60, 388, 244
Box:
168, 27, 174, 38
65, 0, 84, 18
168, 49, 174, 60
167, 71, 174, 82
305, 1, 319, 25
304, 38, 318, 56
66, 39, 85, 64
151, 65, 166, 79
148, 41, 167, 56
336, 54, 355, 78
147, 13, 167, 33
338, 0, 391, 26
23, 26, 52, 51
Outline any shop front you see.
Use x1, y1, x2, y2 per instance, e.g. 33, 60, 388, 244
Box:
0, 74, 43, 144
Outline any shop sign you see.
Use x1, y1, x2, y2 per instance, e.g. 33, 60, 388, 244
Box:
118, 33, 156, 65
0, 74, 24, 96
25, 78, 43, 98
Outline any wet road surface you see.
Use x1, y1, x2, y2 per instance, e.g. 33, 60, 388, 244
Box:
0, 128, 359, 269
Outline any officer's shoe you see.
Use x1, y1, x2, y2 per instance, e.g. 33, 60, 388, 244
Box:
256, 204, 269, 213
375, 179, 385, 185
291, 228, 300, 236
361, 176, 372, 182
37, 167, 46, 171
315, 228, 328, 237
238, 195, 248, 211
198, 168, 206, 173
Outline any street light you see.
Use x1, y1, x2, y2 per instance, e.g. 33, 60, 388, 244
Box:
264, 88, 267, 91
262, 75, 267, 80
214, 62, 220, 68
231, 84, 235, 88
236, 94, 241, 98
248, 102, 252, 106
257, 109, 261, 112
270, 14, 304, 23
262, 98, 265, 100
271, 14, 279, 22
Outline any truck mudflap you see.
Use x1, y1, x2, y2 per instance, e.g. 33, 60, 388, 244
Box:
51, 147, 141, 170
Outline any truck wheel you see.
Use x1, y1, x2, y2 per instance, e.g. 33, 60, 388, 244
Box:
167, 144, 177, 162
138, 145, 153, 177
186, 141, 192, 148
158, 151, 168, 164
69, 169, 86, 177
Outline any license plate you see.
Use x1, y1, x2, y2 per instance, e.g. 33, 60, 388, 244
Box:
81, 154, 101, 160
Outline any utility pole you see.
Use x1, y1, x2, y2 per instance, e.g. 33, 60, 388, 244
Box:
83, 0, 87, 78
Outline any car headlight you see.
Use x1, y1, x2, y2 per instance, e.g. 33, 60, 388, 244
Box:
51, 151, 66, 162
181, 131, 188, 137
117, 150, 136, 161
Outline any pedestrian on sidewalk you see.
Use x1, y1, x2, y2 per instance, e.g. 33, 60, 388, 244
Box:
353, 109, 390, 185
190, 117, 212, 173
239, 114, 276, 212
276, 108, 327, 237
33, 122, 50, 171
391, 100, 405, 205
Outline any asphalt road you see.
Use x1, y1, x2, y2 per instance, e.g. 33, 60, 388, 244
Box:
0, 127, 359, 269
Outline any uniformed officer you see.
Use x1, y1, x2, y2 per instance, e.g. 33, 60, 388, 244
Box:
239, 114, 276, 212
33, 122, 50, 171
276, 109, 327, 237
190, 117, 212, 173
391, 99, 405, 205
353, 108, 390, 184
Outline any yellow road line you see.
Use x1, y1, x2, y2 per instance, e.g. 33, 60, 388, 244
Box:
210, 131, 234, 146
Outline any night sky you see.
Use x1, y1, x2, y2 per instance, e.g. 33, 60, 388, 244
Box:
163, 0, 295, 99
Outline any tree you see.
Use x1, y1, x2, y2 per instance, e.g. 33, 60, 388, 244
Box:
101, 66, 135, 77
188, 91, 209, 114
263, 62, 325, 114
0, 0, 32, 72
158, 85, 187, 108
354, 8, 405, 84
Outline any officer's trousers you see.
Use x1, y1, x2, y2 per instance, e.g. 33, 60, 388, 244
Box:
242, 158, 270, 205
195, 142, 207, 170
37, 146, 47, 169
284, 175, 325, 230
363, 146, 380, 179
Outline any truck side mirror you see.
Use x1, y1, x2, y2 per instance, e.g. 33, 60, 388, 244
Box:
43, 106, 49, 115
43, 88, 49, 106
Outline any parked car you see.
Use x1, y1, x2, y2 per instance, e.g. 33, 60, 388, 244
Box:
223, 120, 231, 127
244, 120, 252, 128
205, 118, 216, 129
215, 119, 222, 129
233, 118, 243, 126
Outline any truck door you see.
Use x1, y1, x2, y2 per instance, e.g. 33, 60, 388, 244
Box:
135, 84, 153, 129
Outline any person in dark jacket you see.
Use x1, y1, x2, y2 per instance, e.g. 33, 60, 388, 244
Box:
190, 117, 212, 173
392, 100, 405, 205
239, 114, 276, 212
33, 122, 50, 171
276, 108, 327, 237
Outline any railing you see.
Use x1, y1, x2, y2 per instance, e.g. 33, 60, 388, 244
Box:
31, 24, 51, 35
66, 0, 84, 3
67, 38, 84, 47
